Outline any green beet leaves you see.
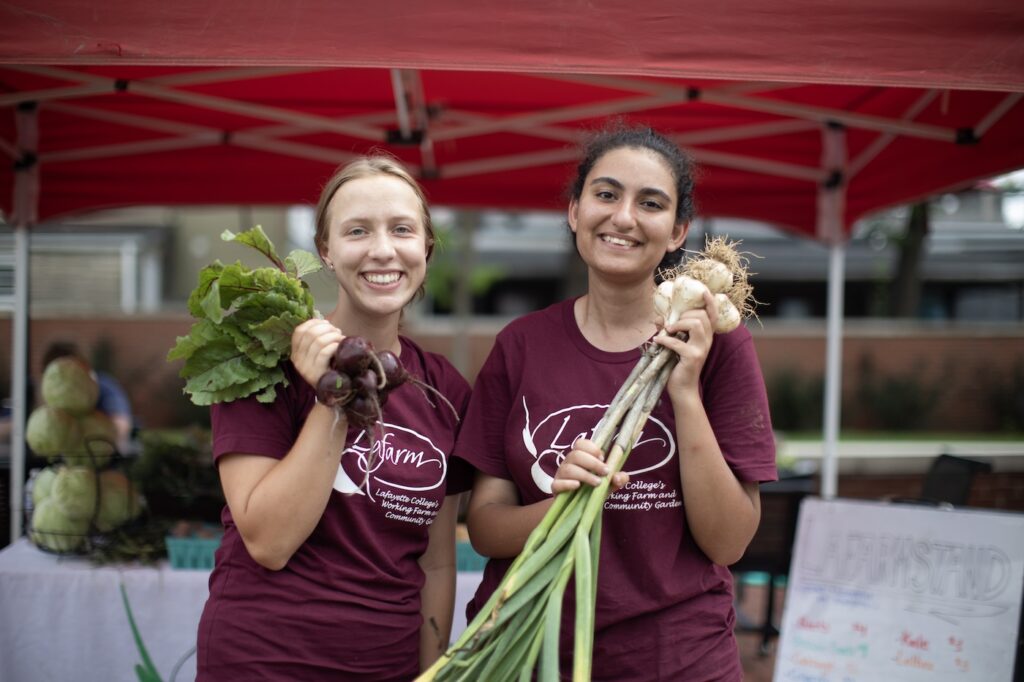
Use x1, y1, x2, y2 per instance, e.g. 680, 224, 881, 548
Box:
168, 225, 321, 406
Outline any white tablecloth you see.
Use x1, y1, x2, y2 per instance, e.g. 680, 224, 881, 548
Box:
0, 538, 484, 682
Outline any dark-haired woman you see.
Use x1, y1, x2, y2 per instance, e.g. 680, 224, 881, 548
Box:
196, 156, 471, 681
456, 127, 777, 680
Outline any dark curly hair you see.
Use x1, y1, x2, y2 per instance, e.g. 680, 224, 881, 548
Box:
567, 124, 698, 275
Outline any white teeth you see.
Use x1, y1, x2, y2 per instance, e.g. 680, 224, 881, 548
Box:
602, 235, 636, 247
365, 272, 400, 284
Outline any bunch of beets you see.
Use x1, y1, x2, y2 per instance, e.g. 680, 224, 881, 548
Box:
314, 336, 453, 430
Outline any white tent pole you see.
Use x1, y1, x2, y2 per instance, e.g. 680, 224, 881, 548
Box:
818, 123, 847, 500
821, 242, 845, 499
390, 68, 414, 140
9, 102, 39, 543
451, 211, 477, 377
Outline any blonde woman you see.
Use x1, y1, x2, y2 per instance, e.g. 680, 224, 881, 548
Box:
197, 156, 471, 681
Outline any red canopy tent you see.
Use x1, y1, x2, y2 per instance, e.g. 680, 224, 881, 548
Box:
2, 1, 1023, 233
3, 1, 1024, 536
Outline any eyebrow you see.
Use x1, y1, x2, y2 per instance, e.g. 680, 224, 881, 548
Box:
339, 214, 421, 226
590, 176, 673, 204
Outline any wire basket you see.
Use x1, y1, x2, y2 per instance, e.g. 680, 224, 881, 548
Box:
24, 446, 144, 557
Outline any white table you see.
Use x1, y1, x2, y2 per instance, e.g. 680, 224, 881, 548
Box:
0, 538, 208, 682
0, 538, 483, 682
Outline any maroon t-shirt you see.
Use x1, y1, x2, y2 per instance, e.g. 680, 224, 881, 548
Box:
453, 298, 777, 681
196, 336, 471, 682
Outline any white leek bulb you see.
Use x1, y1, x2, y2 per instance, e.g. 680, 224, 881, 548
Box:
671, 276, 709, 314
653, 280, 674, 321
701, 259, 734, 294
713, 293, 741, 333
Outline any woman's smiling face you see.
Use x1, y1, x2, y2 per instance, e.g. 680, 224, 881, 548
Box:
321, 173, 429, 320
568, 146, 688, 284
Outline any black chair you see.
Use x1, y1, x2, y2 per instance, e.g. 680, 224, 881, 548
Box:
890, 453, 993, 508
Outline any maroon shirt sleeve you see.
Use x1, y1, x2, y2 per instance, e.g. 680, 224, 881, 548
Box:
702, 328, 778, 483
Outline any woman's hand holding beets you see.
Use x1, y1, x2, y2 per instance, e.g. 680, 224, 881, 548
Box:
291, 319, 345, 391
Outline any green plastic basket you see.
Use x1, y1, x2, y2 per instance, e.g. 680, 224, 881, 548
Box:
165, 534, 222, 570
456, 540, 487, 572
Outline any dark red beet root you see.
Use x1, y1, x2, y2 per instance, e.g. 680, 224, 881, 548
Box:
331, 336, 375, 376
376, 350, 407, 388
345, 394, 379, 430
316, 370, 353, 407
355, 369, 379, 397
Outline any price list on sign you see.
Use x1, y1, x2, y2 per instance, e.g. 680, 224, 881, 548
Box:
775, 497, 1024, 682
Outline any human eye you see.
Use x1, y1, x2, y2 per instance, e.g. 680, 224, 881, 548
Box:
641, 199, 665, 211
345, 225, 368, 237
392, 223, 415, 235
595, 189, 617, 201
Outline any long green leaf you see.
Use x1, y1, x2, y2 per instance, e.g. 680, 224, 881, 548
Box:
475, 602, 541, 682
518, 625, 547, 682
572, 529, 594, 681
120, 583, 164, 682
490, 549, 568, 629
538, 561, 573, 682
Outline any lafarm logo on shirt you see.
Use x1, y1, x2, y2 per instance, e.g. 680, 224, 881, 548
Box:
334, 423, 447, 508
521, 397, 676, 494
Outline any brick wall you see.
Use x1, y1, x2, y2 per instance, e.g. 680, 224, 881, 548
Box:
835, 472, 1024, 511
1, 317, 1022, 433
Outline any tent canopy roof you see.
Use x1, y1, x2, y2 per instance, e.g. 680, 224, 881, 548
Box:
4, 1, 1023, 91
2, 2, 1024, 240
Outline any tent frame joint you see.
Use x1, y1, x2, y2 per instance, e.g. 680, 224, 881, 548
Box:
386, 128, 425, 145
822, 169, 844, 189
955, 127, 979, 145
13, 150, 37, 171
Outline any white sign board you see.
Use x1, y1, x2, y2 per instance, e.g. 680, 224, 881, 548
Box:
775, 497, 1024, 682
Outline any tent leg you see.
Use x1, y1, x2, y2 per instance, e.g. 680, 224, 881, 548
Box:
821, 243, 845, 499
817, 123, 846, 500
8, 102, 38, 544
9, 229, 29, 543
451, 210, 477, 377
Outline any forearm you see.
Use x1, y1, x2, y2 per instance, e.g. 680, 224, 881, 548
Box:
419, 495, 459, 670
230, 403, 347, 568
419, 562, 455, 670
466, 496, 553, 559
673, 390, 760, 566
